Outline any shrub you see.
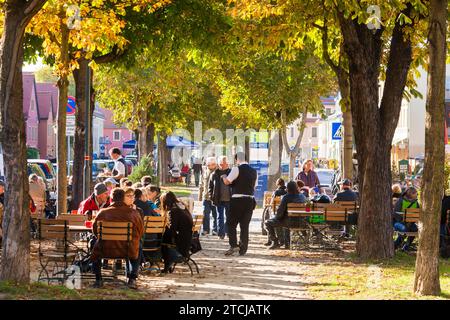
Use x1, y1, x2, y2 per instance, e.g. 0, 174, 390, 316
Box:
127, 155, 155, 184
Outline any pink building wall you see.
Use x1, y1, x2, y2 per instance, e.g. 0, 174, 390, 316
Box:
101, 108, 135, 156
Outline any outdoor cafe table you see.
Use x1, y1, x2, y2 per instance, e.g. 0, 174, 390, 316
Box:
288, 209, 340, 250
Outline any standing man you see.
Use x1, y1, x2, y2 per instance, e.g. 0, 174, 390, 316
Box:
209, 156, 231, 239
109, 147, 127, 183
198, 157, 218, 235
222, 152, 257, 256
192, 158, 203, 187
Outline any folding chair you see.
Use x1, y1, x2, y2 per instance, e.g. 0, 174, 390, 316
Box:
96, 221, 133, 281
286, 203, 310, 250
37, 219, 77, 285
141, 215, 167, 273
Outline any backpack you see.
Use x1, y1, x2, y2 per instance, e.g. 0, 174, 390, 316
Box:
118, 158, 128, 177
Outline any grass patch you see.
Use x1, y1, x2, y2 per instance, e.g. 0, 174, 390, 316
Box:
305, 251, 450, 300
161, 185, 195, 198
0, 281, 155, 300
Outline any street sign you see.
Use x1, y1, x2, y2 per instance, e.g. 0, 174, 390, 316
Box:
399, 159, 409, 175
67, 96, 76, 115
66, 115, 75, 136
332, 122, 343, 140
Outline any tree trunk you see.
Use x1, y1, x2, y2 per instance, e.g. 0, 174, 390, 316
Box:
56, 7, 70, 215
267, 129, 282, 190
146, 122, 155, 159
71, 58, 88, 209
88, 67, 94, 194
338, 9, 413, 259
414, 0, 447, 296
281, 109, 307, 180
158, 132, 169, 185
0, 0, 46, 283
138, 109, 148, 160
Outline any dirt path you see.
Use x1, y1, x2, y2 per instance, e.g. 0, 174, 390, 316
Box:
138, 206, 311, 300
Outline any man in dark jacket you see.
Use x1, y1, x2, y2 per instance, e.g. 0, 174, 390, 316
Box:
91, 188, 144, 289
265, 181, 306, 249
209, 156, 232, 239
333, 179, 358, 202
0, 180, 4, 206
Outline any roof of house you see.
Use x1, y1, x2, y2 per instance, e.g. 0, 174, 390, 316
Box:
23, 72, 38, 120
36, 91, 53, 121
35, 82, 58, 118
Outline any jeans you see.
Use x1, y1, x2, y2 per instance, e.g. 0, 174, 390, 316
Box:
162, 246, 185, 271
265, 218, 290, 245
394, 222, 418, 249
216, 201, 230, 237
93, 258, 139, 280
228, 197, 256, 254
194, 171, 201, 187
202, 200, 217, 233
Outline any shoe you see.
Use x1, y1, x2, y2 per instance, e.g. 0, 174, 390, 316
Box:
212, 231, 218, 236
92, 279, 103, 288
224, 247, 239, 256
201, 231, 209, 236
264, 241, 272, 246
127, 278, 138, 290
269, 241, 280, 250
219, 235, 225, 240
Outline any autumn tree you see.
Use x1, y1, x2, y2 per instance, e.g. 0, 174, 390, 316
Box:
414, 0, 447, 296
0, 0, 47, 283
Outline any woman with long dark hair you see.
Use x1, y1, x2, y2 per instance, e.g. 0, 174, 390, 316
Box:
160, 191, 193, 272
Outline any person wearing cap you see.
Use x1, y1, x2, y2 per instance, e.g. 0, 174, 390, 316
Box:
77, 182, 111, 215
333, 179, 358, 202
199, 156, 218, 236
141, 176, 152, 187
222, 152, 257, 256
104, 177, 119, 194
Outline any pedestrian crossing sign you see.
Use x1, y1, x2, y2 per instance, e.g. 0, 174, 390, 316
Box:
332, 122, 343, 140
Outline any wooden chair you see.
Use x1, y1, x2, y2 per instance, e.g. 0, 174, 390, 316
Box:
334, 201, 358, 213
141, 215, 167, 273
313, 202, 330, 211
397, 208, 420, 237
287, 203, 310, 250
96, 221, 133, 278
37, 219, 77, 284
58, 214, 87, 226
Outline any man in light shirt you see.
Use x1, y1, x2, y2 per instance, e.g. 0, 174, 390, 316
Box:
109, 147, 127, 183
222, 152, 257, 256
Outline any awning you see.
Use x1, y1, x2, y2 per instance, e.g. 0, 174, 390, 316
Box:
166, 135, 199, 149
123, 140, 136, 149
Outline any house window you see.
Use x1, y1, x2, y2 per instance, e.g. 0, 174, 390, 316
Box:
312, 127, 317, 138
312, 113, 317, 118
290, 127, 294, 138
113, 131, 121, 141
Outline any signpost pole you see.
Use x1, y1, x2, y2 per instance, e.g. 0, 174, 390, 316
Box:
83, 67, 91, 198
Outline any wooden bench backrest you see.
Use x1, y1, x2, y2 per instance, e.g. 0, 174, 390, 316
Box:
193, 215, 204, 233
334, 201, 357, 212
38, 219, 68, 240
264, 192, 272, 207
313, 203, 330, 210
58, 214, 86, 226
287, 203, 312, 217
143, 215, 166, 234
97, 221, 133, 241
271, 196, 282, 211
324, 205, 348, 222
403, 208, 420, 223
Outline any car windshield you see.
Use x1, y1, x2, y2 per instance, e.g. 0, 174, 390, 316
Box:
316, 170, 334, 186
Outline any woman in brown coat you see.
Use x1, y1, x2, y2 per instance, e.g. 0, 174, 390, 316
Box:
91, 188, 144, 288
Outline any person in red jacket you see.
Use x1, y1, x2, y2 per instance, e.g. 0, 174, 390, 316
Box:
77, 183, 110, 217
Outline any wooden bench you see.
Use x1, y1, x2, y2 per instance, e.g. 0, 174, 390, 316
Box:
142, 215, 167, 273
395, 208, 420, 237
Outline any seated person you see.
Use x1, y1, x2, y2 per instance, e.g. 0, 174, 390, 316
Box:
312, 188, 331, 203
265, 181, 307, 250
141, 176, 152, 187
272, 178, 287, 198
333, 179, 358, 202
91, 188, 144, 289
296, 180, 309, 198
391, 184, 402, 207
160, 191, 193, 273
393, 187, 419, 251
146, 185, 161, 215
77, 183, 110, 218
134, 188, 154, 217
